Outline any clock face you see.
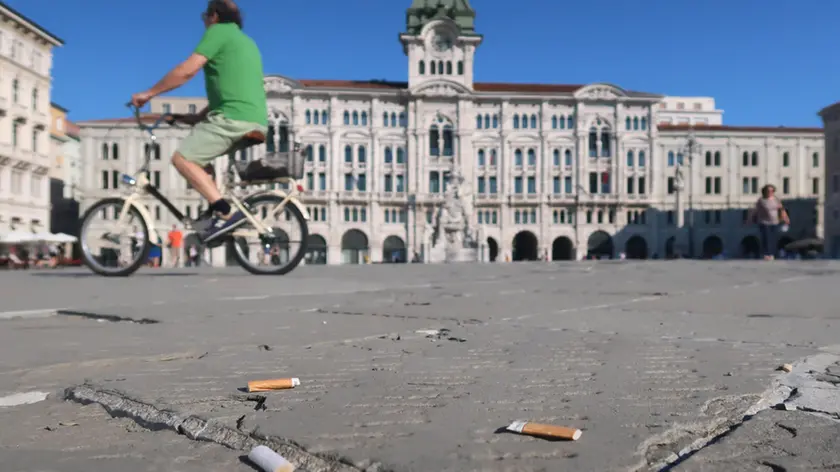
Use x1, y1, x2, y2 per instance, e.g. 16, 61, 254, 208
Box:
433, 34, 453, 52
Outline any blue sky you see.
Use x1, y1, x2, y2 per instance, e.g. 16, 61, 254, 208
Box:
9, 0, 836, 126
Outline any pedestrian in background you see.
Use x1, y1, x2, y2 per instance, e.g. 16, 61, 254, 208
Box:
746, 184, 790, 260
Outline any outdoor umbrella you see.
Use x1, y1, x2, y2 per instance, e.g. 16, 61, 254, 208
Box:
0, 231, 37, 244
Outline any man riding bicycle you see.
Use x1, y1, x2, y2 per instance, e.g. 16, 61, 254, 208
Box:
130, 0, 267, 243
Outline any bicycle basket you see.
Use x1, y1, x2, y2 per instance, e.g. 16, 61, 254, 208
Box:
235, 149, 305, 182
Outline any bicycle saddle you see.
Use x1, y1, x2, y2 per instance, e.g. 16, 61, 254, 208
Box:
240, 130, 266, 147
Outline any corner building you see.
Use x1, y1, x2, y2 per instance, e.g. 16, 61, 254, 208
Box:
79, 1, 824, 265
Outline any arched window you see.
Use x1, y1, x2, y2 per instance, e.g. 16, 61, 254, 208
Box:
627, 150, 634, 167
305, 110, 311, 124
446, 61, 452, 74
429, 124, 440, 156
530, 114, 537, 129
633, 117, 639, 130
600, 129, 611, 157
484, 114, 490, 129
321, 110, 328, 124
396, 147, 405, 163
111, 143, 119, 160
361, 111, 368, 126
305, 145, 313, 161
625, 117, 631, 130
344, 145, 353, 163
553, 149, 560, 166
638, 150, 646, 167
419, 60, 425, 75
430, 61, 436, 74
384, 147, 393, 163
383, 112, 389, 127
514, 149, 523, 166
521, 114, 529, 129
390, 113, 397, 127
318, 145, 326, 162
442, 124, 453, 156
457, 61, 464, 75
153, 143, 161, 160
564, 149, 572, 166
101, 143, 109, 160
751, 151, 758, 166
492, 114, 499, 128
343, 111, 350, 125
640, 117, 647, 130
399, 112, 406, 127
668, 151, 675, 166
527, 148, 536, 167
476, 114, 483, 129
551, 116, 558, 129
478, 149, 486, 166
438, 61, 444, 74
742, 151, 749, 166
351, 111, 358, 126
713, 151, 720, 166
490, 149, 498, 165
704, 151, 712, 166
567, 116, 574, 128
358, 145, 366, 163
313, 110, 320, 125
588, 127, 598, 157
513, 115, 520, 129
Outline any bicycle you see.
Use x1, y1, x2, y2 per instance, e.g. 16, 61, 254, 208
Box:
78, 104, 310, 277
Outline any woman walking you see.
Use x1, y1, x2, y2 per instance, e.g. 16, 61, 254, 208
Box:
747, 184, 790, 260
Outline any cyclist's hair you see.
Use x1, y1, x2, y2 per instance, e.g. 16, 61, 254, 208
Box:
206, 0, 242, 29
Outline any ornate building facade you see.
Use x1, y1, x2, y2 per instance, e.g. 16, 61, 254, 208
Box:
0, 2, 63, 234
78, 0, 823, 265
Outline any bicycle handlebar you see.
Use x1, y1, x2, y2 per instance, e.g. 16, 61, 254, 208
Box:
125, 103, 179, 134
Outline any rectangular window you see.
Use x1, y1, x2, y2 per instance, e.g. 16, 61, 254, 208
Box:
813, 177, 820, 195
318, 173, 326, 190
527, 176, 536, 194
396, 174, 404, 192
112, 170, 119, 189
429, 172, 440, 193
714, 177, 721, 194
600, 172, 610, 194
357, 174, 366, 191
589, 172, 598, 194
564, 176, 572, 194
783, 177, 790, 194
751, 177, 758, 194
705, 177, 712, 194
489, 176, 497, 194
153, 171, 161, 188
553, 176, 560, 194
667, 177, 675, 194
477, 177, 485, 194
742, 177, 749, 194
101, 170, 109, 189
514, 176, 523, 194
344, 174, 353, 191
384, 175, 393, 192
626, 177, 634, 194
638, 177, 646, 194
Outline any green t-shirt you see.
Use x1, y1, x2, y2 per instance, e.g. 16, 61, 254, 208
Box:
194, 23, 267, 126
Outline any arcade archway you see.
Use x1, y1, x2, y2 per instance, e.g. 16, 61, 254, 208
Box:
587, 231, 613, 259
551, 236, 574, 261
512, 231, 538, 261
382, 235, 407, 263
305, 234, 327, 265
624, 236, 648, 260
487, 237, 499, 262
740, 235, 760, 259
702, 235, 724, 259
341, 229, 369, 264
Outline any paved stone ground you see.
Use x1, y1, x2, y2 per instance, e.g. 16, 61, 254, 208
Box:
0, 261, 839, 471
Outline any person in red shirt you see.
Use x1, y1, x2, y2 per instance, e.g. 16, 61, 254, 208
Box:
167, 225, 184, 267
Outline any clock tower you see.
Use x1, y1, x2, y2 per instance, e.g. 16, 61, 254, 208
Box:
399, 0, 482, 91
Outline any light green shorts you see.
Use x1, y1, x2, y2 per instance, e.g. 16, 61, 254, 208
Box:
176, 111, 268, 166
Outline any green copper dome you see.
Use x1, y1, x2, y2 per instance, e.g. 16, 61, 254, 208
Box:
405, 0, 477, 35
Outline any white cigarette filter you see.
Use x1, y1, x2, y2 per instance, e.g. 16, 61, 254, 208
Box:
248, 445, 296, 472
507, 420, 582, 441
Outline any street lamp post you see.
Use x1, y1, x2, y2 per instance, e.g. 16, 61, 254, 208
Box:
681, 131, 700, 259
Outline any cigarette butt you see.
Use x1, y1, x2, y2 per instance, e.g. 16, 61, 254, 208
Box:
506, 420, 582, 441
247, 378, 301, 392
777, 364, 793, 373
248, 445, 295, 472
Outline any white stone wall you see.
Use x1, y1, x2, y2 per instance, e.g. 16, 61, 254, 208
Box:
0, 5, 61, 233
820, 103, 840, 257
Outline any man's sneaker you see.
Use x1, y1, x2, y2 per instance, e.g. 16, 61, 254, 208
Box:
199, 211, 247, 243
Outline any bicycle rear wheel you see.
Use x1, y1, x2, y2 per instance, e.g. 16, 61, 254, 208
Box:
79, 198, 151, 277
228, 194, 309, 275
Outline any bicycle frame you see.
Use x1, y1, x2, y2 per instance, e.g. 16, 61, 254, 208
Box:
116, 105, 309, 244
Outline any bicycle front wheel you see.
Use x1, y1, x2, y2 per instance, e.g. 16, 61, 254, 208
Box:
79, 198, 151, 277
229, 194, 309, 275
